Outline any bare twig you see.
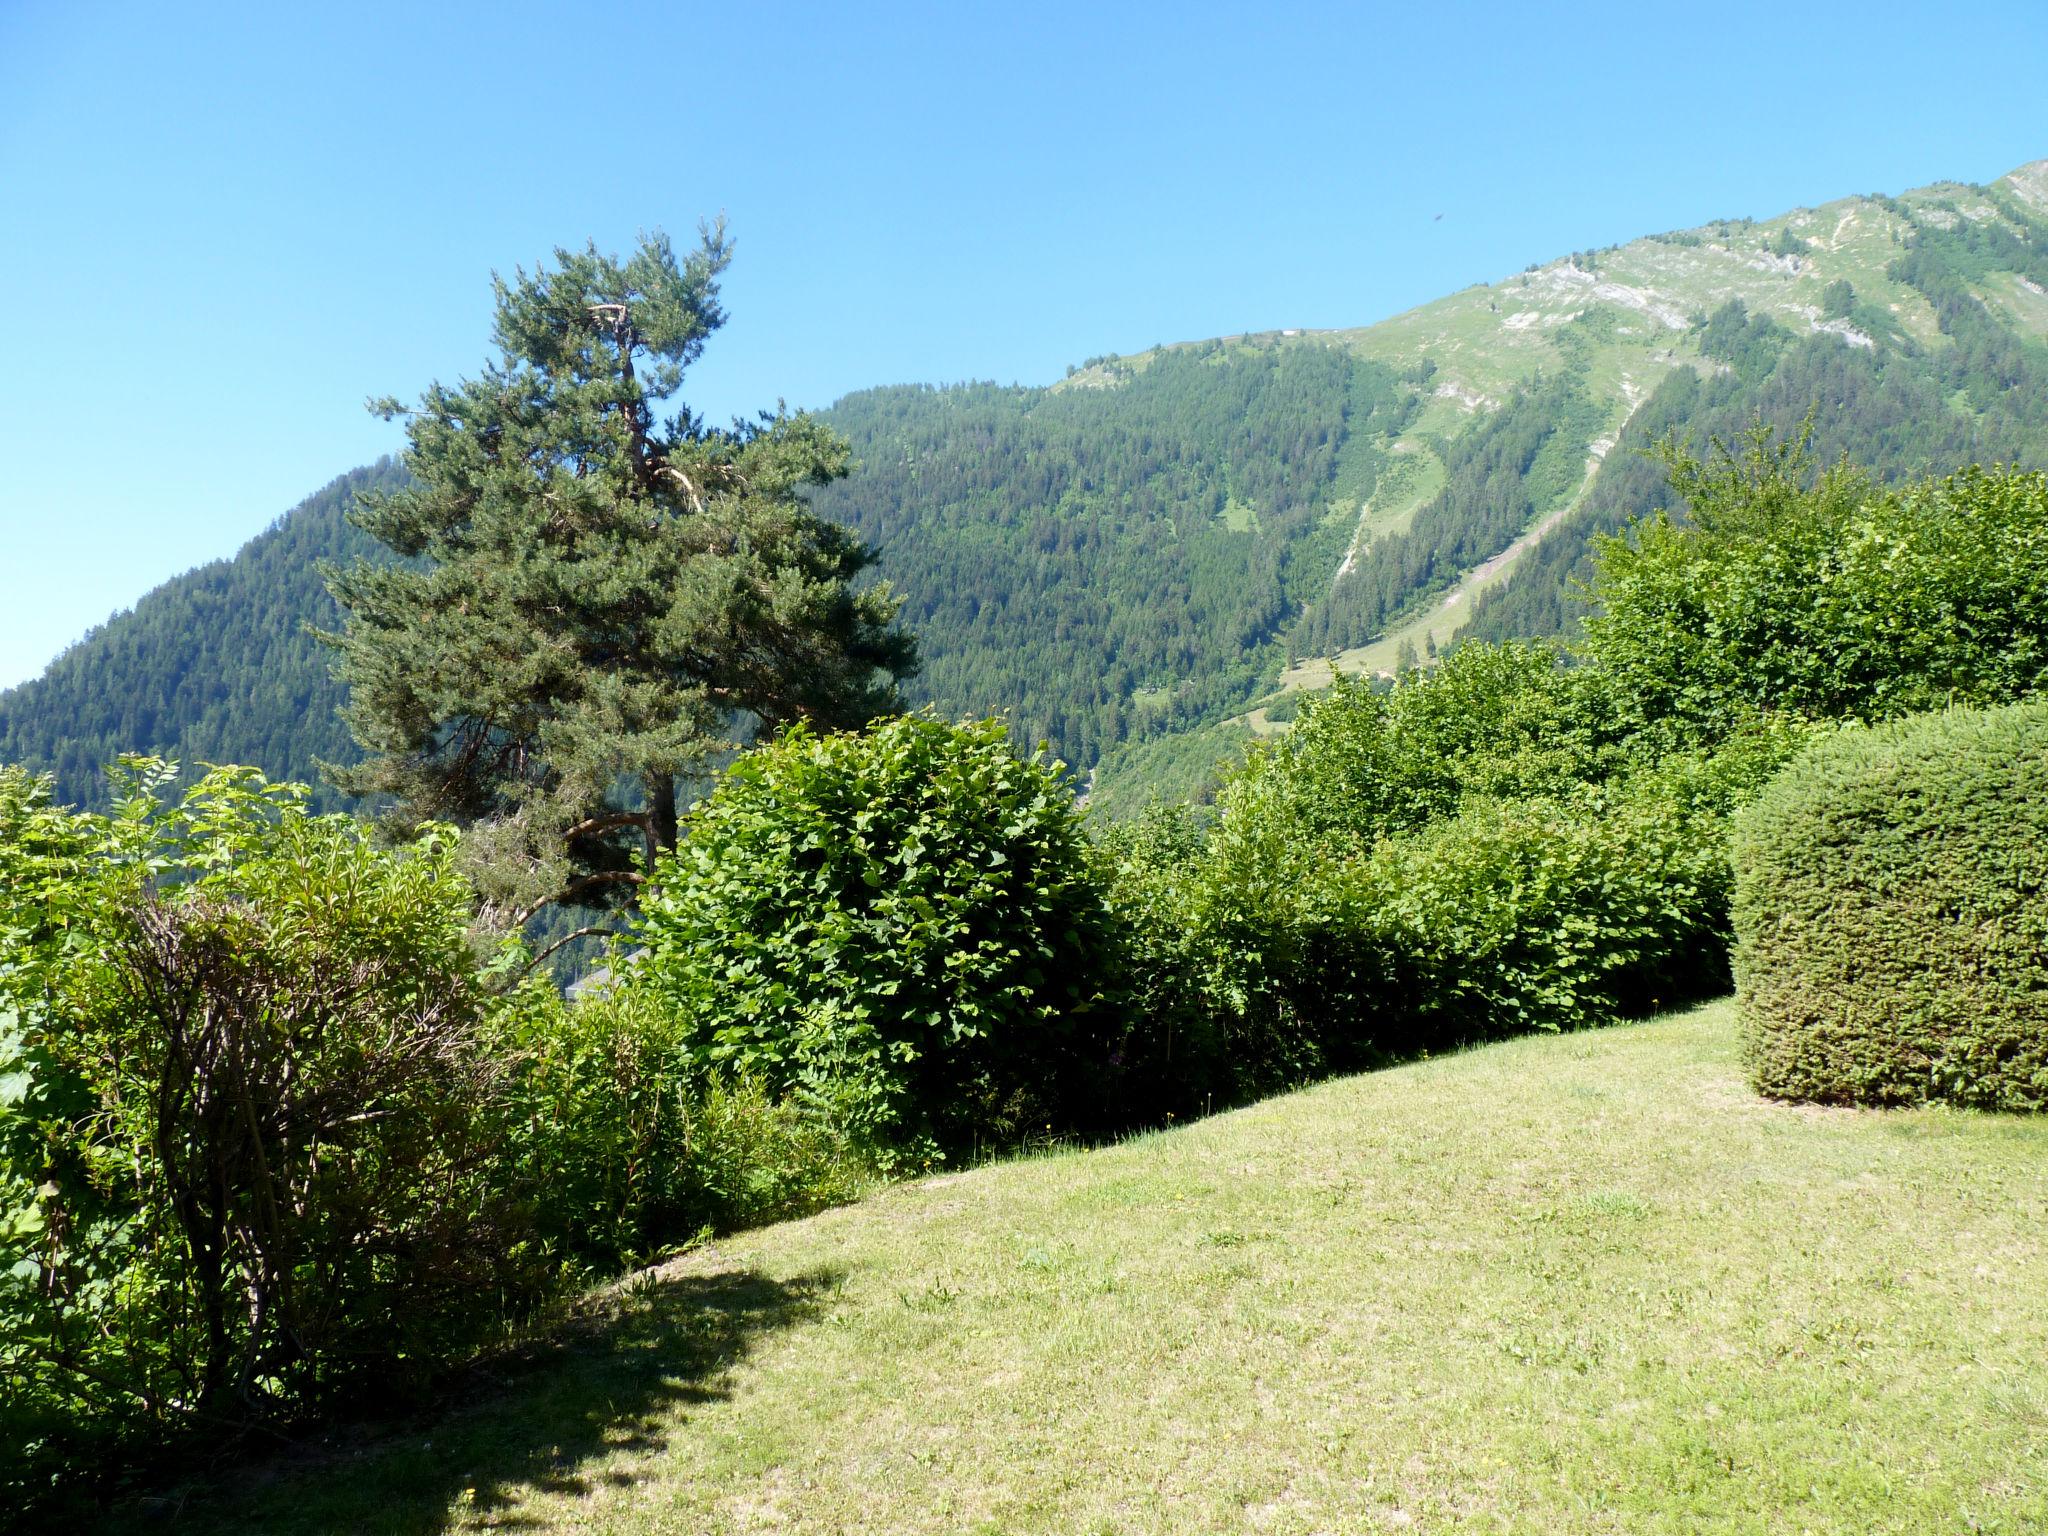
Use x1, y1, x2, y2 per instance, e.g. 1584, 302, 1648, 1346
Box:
511, 869, 646, 928
520, 924, 630, 976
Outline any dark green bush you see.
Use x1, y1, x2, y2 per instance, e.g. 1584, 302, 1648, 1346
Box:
1096, 795, 1337, 1105
635, 715, 1123, 1161
1085, 643, 1806, 1108
1343, 759, 1739, 1050
1122, 645, 1608, 1085
1087, 805, 1244, 1115
1227, 642, 1626, 853
1586, 438, 2048, 746
1096, 734, 1770, 1106
1733, 701, 2048, 1109
494, 985, 871, 1274
0, 761, 882, 1514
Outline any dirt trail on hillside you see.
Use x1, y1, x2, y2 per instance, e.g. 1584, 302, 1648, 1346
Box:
1437, 377, 1646, 608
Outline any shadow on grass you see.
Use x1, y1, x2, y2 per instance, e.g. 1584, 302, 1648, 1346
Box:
118, 1262, 843, 1535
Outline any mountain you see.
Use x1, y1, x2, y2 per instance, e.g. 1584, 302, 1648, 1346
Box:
6, 161, 2048, 810
1344, 161, 2048, 666
0, 461, 406, 810
818, 159, 2048, 799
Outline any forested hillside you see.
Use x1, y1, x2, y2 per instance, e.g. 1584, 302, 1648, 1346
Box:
6, 161, 2048, 807
809, 345, 1406, 766
0, 462, 404, 808
1288, 164, 2048, 682
1466, 187, 2048, 643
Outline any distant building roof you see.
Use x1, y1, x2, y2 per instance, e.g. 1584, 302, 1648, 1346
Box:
564, 946, 648, 1001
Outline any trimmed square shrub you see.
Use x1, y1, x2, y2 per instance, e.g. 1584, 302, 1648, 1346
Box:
1733, 701, 2048, 1108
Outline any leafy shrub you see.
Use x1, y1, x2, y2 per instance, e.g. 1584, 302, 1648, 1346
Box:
1095, 797, 1331, 1106
1223, 643, 1627, 854
1733, 702, 2048, 1108
494, 984, 871, 1274
1086, 806, 1241, 1115
2, 760, 884, 1512
1189, 641, 1663, 1051
636, 715, 1123, 1160
1097, 729, 1777, 1107
1586, 434, 2048, 745
0, 763, 543, 1513
1343, 759, 1742, 1050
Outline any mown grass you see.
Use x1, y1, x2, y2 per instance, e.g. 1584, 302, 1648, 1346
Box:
152, 1000, 2048, 1533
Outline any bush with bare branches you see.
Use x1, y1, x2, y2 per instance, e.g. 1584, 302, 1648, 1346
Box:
1, 762, 545, 1511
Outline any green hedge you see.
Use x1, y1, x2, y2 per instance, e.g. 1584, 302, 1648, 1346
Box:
493, 986, 871, 1275
1733, 702, 2048, 1109
0, 764, 546, 1515
1097, 745, 1758, 1110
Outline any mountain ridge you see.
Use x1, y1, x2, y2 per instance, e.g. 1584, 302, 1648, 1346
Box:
6, 158, 2048, 809
1082, 156, 2048, 684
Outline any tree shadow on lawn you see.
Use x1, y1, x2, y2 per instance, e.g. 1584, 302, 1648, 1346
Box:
120, 1261, 844, 1535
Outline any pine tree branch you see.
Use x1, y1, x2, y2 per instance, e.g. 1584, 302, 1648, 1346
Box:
560, 810, 651, 843
521, 924, 629, 976
513, 870, 646, 928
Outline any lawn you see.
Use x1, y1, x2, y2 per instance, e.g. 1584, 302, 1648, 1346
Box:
157, 1000, 2048, 1534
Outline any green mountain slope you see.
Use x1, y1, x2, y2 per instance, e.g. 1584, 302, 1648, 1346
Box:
806, 347, 1404, 767
6, 161, 2047, 807
1300, 161, 2048, 675
820, 157, 2048, 782
0, 461, 406, 808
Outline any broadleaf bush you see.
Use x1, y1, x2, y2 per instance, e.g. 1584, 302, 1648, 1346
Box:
0, 763, 543, 1513
1093, 646, 1808, 1105
635, 715, 1124, 1160
0, 760, 874, 1517
494, 984, 871, 1274
1586, 440, 2048, 745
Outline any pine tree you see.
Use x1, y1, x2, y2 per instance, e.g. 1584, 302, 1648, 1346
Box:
321, 227, 915, 929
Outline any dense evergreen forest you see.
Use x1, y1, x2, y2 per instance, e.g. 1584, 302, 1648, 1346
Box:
1296, 366, 1606, 656
0, 462, 405, 809
811, 343, 1396, 767
7, 169, 2048, 808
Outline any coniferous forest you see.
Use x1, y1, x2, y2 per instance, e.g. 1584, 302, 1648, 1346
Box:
0, 462, 405, 810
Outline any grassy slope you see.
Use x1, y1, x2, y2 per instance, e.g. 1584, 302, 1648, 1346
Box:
175, 1001, 2048, 1535
1296, 167, 2039, 680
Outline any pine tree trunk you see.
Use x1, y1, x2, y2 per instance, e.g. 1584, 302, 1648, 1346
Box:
646, 772, 678, 864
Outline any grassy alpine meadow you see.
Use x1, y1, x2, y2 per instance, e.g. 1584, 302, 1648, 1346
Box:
158, 1000, 2048, 1535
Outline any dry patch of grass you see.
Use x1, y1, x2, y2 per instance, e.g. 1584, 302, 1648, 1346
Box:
163, 1002, 2048, 1534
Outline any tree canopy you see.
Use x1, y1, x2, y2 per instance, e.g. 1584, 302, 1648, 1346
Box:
321, 228, 914, 928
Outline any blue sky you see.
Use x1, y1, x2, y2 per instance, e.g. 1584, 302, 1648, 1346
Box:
2, 0, 2044, 687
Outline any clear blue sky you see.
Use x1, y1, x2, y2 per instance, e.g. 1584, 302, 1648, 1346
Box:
2, 0, 2044, 687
